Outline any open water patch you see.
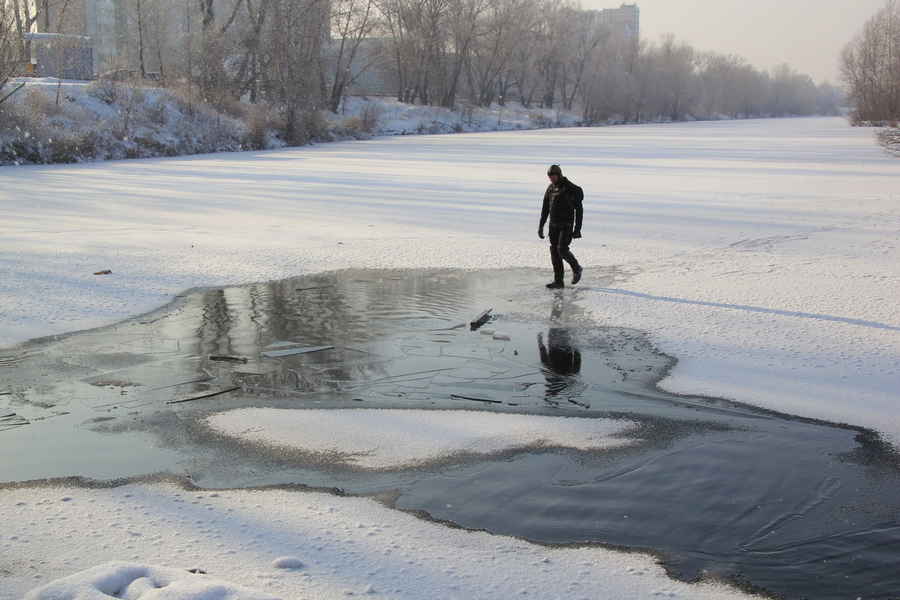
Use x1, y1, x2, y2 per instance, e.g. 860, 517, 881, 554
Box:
1, 267, 899, 600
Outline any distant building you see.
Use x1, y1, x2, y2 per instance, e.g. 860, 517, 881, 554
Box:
24, 32, 93, 79
23, 0, 127, 77
84, 0, 128, 76
598, 3, 640, 39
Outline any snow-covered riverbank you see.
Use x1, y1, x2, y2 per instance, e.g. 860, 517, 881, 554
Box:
0, 79, 581, 166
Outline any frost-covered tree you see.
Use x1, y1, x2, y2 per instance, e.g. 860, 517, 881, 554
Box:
842, 0, 900, 123
326, 0, 379, 112
556, 7, 609, 111
697, 53, 750, 118
466, 0, 536, 107
0, 1, 25, 106
815, 82, 845, 116
768, 63, 817, 116
1, 2, 16, 79
258, 0, 328, 143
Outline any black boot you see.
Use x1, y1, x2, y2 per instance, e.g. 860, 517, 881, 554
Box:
546, 281, 564, 289
571, 265, 583, 285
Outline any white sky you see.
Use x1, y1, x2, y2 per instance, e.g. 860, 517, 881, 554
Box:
583, 0, 888, 83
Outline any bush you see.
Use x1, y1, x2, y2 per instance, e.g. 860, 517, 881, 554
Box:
87, 79, 121, 105
0, 103, 30, 136
338, 116, 369, 138
217, 97, 250, 121
24, 87, 63, 118
528, 112, 553, 128
360, 103, 382, 133
304, 109, 330, 141
243, 104, 275, 150
49, 131, 87, 163
415, 120, 447, 135
143, 99, 168, 126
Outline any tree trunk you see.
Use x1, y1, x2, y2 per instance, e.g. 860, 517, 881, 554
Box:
137, 0, 146, 78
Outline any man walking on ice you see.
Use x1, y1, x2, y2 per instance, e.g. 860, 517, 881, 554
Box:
538, 164, 583, 289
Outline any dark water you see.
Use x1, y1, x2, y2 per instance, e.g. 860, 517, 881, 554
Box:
2, 268, 899, 600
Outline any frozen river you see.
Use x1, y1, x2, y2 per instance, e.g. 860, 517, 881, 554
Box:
1, 117, 899, 599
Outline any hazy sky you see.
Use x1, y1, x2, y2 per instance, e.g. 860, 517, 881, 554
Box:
582, 0, 887, 83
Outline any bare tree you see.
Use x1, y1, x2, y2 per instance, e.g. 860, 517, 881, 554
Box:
580, 33, 634, 122
842, 0, 900, 122
373, 0, 413, 102
769, 63, 817, 116
326, 0, 379, 112
558, 8, 608, 110
533, 0, 567, 109
9, 0, 37, 61
415, 0, 450, 105
376, 0, 449, 104
180, 0, 243, 105
655, 34, 697, 121
260, 0, 328, 143
440, 0, 486, 108
1, 2, 21, 105
466, 0, 534, 106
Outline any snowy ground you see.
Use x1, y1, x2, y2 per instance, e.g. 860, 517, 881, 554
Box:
5, 483, 758, 600
1, 116, 899, 598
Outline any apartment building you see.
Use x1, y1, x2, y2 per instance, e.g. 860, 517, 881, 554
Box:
598, 3, 640, 39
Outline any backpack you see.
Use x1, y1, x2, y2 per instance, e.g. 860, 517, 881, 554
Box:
569, 181, 584, 205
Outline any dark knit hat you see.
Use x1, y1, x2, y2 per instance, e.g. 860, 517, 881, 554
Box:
547, 164, 562, 176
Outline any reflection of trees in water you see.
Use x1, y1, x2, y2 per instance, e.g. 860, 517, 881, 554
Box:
180, 271, 473, 394
196, 289, 232, 357
271, 278, 369, 345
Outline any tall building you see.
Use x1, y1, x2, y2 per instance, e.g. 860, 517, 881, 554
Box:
598, 3, 640, 39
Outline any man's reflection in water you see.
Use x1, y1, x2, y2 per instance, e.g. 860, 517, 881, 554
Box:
537, 299, 583, 406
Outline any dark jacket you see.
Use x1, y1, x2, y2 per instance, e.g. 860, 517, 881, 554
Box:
540, 177, 583, 232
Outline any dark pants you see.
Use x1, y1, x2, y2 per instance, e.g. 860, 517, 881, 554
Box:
548, 224, 580, 283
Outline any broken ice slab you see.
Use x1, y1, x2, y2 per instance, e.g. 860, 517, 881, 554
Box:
263, 340, 334, 351
429, 323, 467, 332
209, 355, 249, 363
147, 376, 215, 392
261, 345, 334, 359
0, 413, 30, 431
166, 386, 240, 405
450, 393, 503, 405
470, 309, 493, 331
232, 366, 278, 376
264, 340, 303, 350
436, 381, 531, 393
